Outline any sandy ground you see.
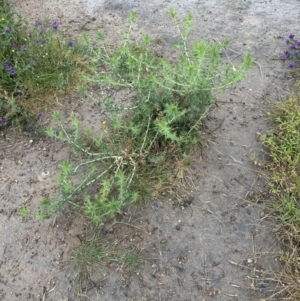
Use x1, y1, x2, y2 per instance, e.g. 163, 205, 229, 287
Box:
1, 0, 299, 300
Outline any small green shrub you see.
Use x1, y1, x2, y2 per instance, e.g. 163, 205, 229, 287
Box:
38, 10, 252, 223
86, 10, 252, 145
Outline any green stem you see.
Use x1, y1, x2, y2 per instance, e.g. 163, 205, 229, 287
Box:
188, 103, 213, 134
74, 155, 122, 172
140, 110, 151, 154
173, 18, 190, 63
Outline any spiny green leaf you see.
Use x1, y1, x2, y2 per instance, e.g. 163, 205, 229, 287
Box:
53, 111, 62, 121
142, 35, 151, 45
184, 14, 193, 27
155, 120, 181, 142
129, 11, 137, 23
168, 8, 177, 18
96, 31, 104, 40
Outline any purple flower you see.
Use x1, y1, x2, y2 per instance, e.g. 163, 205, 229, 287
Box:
52, 20, 59, 30
3, 61, 15, 75
35, 20, 41, 27
289, 33, 295, 39
68, 41, 74, 47
11, 43, 17, 48
37, 113, 43, 118
29, 58, 35, 64
295, 41, 300, 47
5, 28, 12, 34
35, 40, 40, 45
288, 63, 294, 68
39, 28, 44, 35
285, 39, 290, 44
289, 44, 296, 50
6, 66, 15, 75
0, 117, 6, 124
284, 50, 290, 59
28, 125, 34, 131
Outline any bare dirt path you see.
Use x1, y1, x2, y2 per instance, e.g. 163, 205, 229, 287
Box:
1, 0, 299, 300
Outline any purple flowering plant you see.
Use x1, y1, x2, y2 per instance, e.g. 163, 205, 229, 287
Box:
3, 61, 15, 75
0, 0, 88, 127
1, 16, 82, 94
0, 117, 6, 125
52, 20, 59, 30
6, 66, 15, 75
284, 33, 300, 68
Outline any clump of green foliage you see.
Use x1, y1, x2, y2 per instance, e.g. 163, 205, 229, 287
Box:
37, 10, 252, 224
70, 237, 144, 295
263, 97, 300, 197
70, 238, 110, 294
0, 0, 89, 127
261, 95, 300, 300
87, 10, 252, 144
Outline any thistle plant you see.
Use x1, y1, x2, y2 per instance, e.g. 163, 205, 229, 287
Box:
39, 10, 252, 223
85, 9, 252, 145
38, 112, 141, 221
